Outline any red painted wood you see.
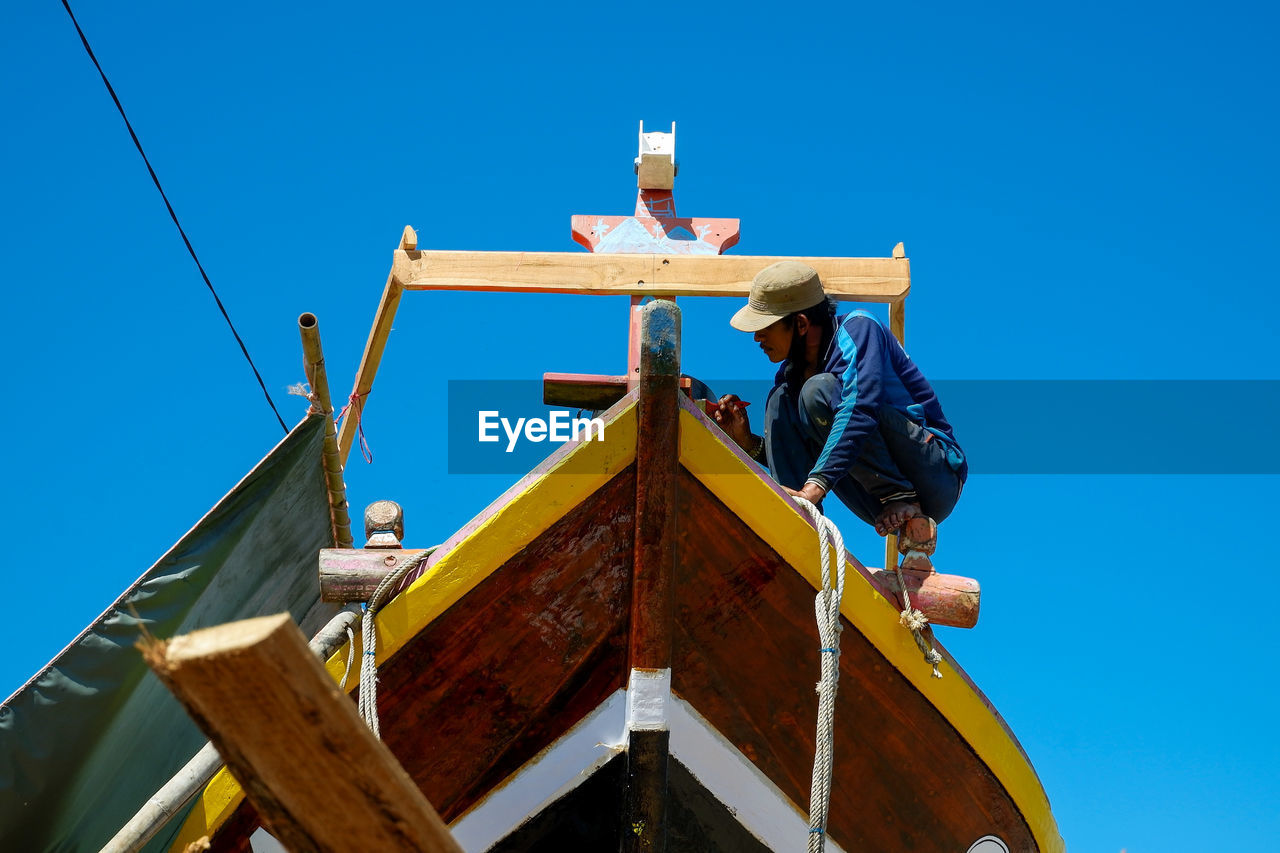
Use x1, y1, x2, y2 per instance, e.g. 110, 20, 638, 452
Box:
867, 567, 981, 629
627, 298, 643, 391
570, 213, 740, 254
570, 183, 739, 255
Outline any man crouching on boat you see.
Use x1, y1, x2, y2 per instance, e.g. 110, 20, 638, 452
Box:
714, 261, 967, 537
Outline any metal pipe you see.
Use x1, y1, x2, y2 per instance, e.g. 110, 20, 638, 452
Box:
99, 607, 363, 853
299, 312, 354, 549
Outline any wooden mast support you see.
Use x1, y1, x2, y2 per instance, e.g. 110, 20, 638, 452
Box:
625, 299, 680, 853
885, 241, 908, 577
393, 250, 910, 302
298, 312, 354, 549
142, 612, 463, 853
336, 226, 414, 466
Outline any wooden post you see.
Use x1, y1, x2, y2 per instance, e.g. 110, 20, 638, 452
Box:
631, 299, 679, 670
624, 299, 680, 853
142, 613, 462, 853
298, 312, 354, 549
364, 500, 404, 549
886, 286, 907, 575
627, 296, 644, 391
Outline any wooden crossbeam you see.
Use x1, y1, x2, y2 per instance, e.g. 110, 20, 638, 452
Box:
391, 250, 910, 302
143, 613, 462, 853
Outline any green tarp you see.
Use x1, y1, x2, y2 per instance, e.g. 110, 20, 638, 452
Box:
0, 415, 338, 852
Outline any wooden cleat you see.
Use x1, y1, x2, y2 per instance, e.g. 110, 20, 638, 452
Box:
898, 515, 937, 556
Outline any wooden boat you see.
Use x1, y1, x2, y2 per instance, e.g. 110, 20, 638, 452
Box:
7, 124, 1063, 852
167, 296, 1062, 850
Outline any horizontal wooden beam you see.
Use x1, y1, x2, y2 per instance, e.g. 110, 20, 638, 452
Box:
319, 548, 433, 602
392, 250, 910, 302
143, 613, 462, 853
543, 372, 630, 409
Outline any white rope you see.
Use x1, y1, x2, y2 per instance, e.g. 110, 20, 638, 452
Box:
793, 499, 949, 850
339, 625, 356, 690
792, 497, 845, 853
892, 555, 945, 679
357, 547, 435, 739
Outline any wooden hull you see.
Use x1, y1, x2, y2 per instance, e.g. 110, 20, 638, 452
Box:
173, 393, 1061, 853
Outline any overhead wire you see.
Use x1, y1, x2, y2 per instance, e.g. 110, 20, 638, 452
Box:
59, 0, 289, 434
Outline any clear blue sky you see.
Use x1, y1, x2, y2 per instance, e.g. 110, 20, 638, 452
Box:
4, 2, 1278, 850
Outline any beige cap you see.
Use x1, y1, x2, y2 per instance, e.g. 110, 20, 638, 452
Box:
730, 261, 827, 332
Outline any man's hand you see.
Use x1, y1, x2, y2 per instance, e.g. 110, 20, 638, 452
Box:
712, 394, 753, 449
782, 482, 828, 506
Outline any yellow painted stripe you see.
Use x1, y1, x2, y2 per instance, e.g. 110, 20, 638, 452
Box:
169, 401, 639, 851
678, 405, 1064, 853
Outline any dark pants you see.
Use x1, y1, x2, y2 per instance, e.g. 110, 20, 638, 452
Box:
763, 374, 963, 526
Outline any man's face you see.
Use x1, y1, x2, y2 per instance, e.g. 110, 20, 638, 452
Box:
754, 318, 793, 363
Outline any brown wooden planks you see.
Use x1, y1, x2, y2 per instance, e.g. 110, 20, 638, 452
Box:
671, 469, 1036, 852
209, 466, 637, 846
374, 465, 637, 820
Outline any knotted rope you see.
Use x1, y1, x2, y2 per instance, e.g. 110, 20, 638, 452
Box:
791, 496, 845, 853
355, 547, 435, 738
335, 390, 374, 463
892, 555, 944, 679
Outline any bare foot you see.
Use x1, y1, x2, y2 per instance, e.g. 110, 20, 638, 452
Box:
875, 500, 921, 537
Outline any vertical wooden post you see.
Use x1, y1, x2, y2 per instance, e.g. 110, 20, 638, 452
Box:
626, 296, 644, 391
624, 298, 680, 853
299, 313, 354, 549
887, 285, 907, 574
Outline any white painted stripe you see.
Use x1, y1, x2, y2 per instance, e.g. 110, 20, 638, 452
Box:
448, 685, 848, 853
626, 667, 672, 731
668, 695, 848, 853
448, 690, 627, 852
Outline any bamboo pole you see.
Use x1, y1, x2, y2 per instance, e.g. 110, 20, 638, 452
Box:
299, 313, 354, 548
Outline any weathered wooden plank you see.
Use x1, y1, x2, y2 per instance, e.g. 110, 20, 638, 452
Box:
624, 300, 680, 853
319, 548, 433, 602
543, 372, 630, 409
393, 250, 910, 302
623, 729, 670, 853
337, 257, 405, 466
672, 470, 1038, 851
631, 300, 680, 670
143, 613, 462, 853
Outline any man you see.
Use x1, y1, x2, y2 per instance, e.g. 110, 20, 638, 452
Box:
714, 261, 966, 537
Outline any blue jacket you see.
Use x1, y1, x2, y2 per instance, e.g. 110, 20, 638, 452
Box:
774, 310, 967, 489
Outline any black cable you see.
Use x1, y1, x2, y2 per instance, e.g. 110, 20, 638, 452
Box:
60, 0, 289, 434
